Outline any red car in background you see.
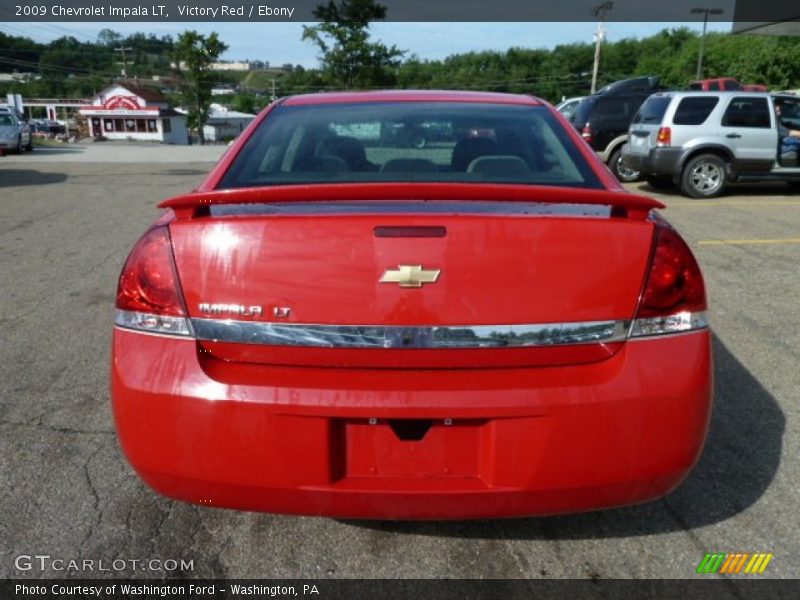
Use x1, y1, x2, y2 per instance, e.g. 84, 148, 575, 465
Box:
112, 91, 713, 519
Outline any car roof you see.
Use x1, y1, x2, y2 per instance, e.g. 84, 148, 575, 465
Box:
282, 90, 544, 107
650, 90, 773, 99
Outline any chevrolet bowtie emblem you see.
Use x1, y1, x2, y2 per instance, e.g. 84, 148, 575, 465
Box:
380, 265, 441, 288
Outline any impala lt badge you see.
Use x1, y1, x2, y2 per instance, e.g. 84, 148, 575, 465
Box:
199, 303, 263, 317
380, 265, 441, 288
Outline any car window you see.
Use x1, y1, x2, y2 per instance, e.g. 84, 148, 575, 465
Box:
591, 97, 637, 124
708, 82, 720, 91
219, 102, 603, 189
776, 99, 800, 130
571, 97, 596, 128
631, 96, 670, 124
673, 97, 719, 125
722, 97, 771, 128
0, 115, 15, 126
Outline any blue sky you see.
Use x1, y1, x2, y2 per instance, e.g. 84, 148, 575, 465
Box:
0, 21, 733, 67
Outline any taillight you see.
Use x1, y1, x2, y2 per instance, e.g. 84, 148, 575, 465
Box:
581, 124, 593, 144
630, 223, 708, 338
115, 225, 192, 336
656, 127, 671, 147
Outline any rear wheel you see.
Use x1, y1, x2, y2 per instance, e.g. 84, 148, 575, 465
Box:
609, 146, 640, 183
680, 154, 726, 198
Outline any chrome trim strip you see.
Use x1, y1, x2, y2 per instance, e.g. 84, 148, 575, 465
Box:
190, 318, 631, 349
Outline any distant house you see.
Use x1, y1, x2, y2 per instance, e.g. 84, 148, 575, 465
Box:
79, 83, 188, 144
203, 104, 256, 142
211, 85, 237, 96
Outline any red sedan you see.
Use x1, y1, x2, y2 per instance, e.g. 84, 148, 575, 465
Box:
112, 91, 712, 519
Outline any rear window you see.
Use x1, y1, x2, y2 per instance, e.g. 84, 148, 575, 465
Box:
569, 97, 596, 128
0, 114, 15, 126
218, 102, 602, 189
673, 97, 719, 125
631, 96, 670, 124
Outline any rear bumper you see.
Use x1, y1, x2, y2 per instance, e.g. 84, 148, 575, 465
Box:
111, 328, 713, 519
622, 147, 683, 178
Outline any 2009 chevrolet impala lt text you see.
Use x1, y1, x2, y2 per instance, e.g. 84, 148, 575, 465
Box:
111, 91, 713, 519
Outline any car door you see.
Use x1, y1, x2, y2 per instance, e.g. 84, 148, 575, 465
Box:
719, 96, 776, 172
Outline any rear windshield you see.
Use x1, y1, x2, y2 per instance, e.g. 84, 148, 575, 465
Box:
673, 96, 719, 125
218, 102, 602, 189
631, 96, 671, 124
571, 97, 596, 128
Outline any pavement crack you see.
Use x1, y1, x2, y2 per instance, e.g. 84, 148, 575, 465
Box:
0, 419, 114, 435
78, 442, 107, 551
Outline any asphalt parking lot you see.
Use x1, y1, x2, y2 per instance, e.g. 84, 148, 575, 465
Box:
0, 144, 798, 579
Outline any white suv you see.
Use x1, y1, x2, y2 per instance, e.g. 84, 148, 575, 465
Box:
621, 91, 800, 198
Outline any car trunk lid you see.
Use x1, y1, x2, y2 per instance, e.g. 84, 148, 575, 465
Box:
167, 189, 658, 369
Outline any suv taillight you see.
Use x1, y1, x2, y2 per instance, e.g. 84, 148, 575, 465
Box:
630, 223, 708, 338
656, 127, 671, 147
581, 124, 593, 144
115, 225, 192, 336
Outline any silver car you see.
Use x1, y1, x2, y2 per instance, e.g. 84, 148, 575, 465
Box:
0, 108, 33, 153
622, 91, 800, 198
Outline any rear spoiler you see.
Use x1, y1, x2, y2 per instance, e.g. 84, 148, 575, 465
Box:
160, 183, 665, 219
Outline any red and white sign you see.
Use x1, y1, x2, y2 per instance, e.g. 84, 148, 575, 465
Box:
103, 95, 142, 110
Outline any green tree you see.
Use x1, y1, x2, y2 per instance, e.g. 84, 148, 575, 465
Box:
302, 0, 405, 89
173, 30, 228, 144
97, 28, 122, 47
231, 94, 259, 114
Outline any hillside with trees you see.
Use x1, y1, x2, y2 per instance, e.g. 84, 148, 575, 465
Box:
1, 25, 799, 107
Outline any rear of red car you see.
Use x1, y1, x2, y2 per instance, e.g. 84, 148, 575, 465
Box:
111, 92, 712, 519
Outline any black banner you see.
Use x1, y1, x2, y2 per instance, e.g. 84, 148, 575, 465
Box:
3, 579, 800, 600
0, 0, 799, 23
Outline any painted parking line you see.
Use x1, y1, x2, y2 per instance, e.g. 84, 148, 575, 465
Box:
668, 201, 800, 207
698, 238, 800, 246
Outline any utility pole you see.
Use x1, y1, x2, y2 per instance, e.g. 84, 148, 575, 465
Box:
270, 78, 277, 102
114, 45, 134, 79
590, 1, 613, 94
691, 7, 724, 80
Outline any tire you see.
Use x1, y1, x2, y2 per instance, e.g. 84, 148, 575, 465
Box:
680, 153, 727, 199
15, 135, 22, 154
25, 137, 33, 152
609, 146, 640, 183
645, 175, 673, 190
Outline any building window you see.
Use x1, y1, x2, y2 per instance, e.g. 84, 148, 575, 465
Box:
104, 119, 113, 132
162, 118, 171, 133
136, 119, 146, 133
125, 119, 136, 132
114, 119, 124, 132
147, 120, 158, 133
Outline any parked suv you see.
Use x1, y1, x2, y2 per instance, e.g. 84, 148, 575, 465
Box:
571, 76, 661, 182
622, 92, 800, 198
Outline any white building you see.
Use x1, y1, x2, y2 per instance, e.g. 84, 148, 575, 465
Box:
79, 83, 188, 144
211, 85, 237, 96
202, 104, 256, 142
